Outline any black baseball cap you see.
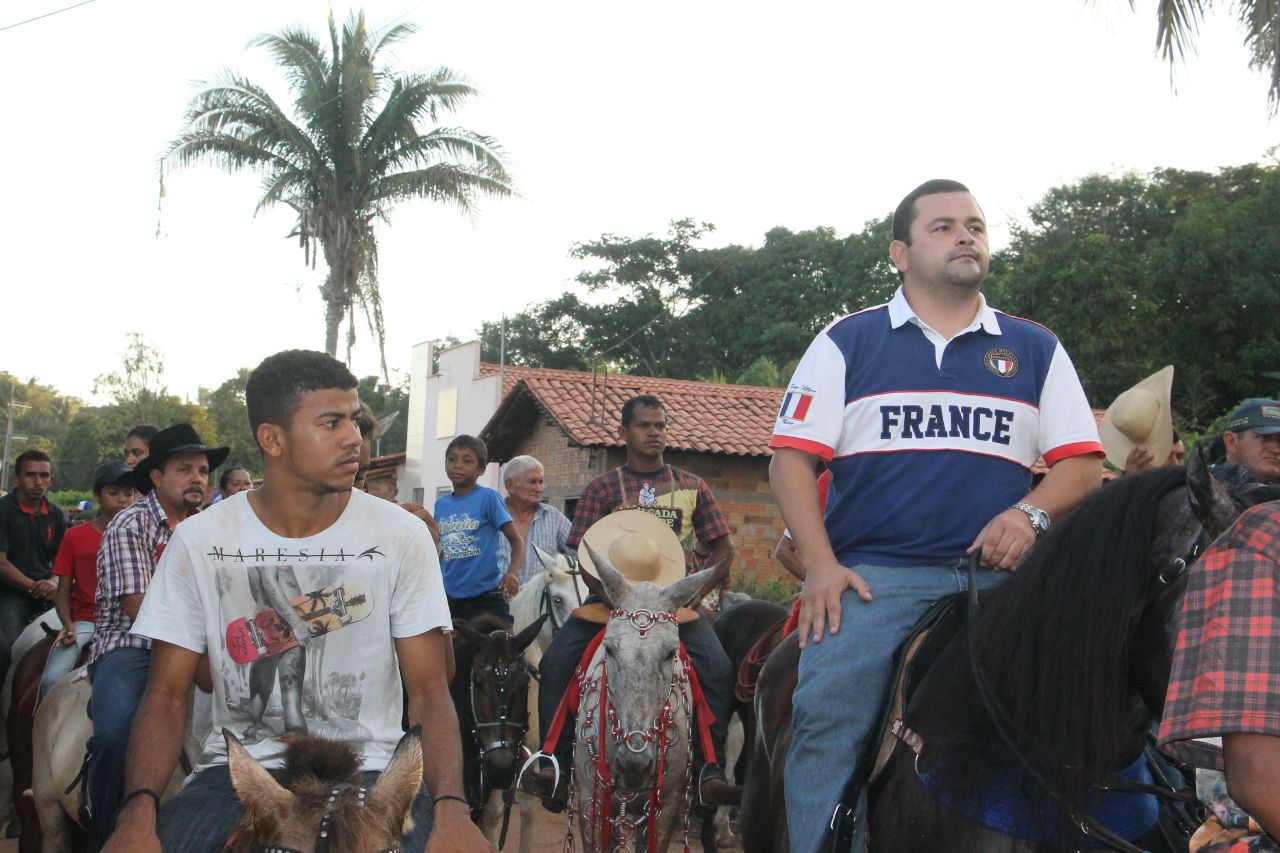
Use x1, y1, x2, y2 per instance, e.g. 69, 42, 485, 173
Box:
1226, 398, 1280, 435
93, 460, 134, 491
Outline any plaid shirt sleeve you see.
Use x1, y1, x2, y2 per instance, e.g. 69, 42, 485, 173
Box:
690, 477, 731, 544
567, 476, 617, 550
99, 512, 158, 600
1159, 504, 1280, 746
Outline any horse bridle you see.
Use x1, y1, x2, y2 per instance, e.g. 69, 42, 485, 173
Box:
468, 633, 533, 769
538, 556, 588, 633
962, 537, 1201, 853
243, 784, 400, 853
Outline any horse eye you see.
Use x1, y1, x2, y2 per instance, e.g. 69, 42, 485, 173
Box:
552, 595, 563, 605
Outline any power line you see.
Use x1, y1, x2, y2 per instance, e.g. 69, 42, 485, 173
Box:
0, 0, 98, 34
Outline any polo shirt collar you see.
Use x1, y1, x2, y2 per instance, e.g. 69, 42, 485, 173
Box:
15, 496, 49, 517
887, 286, 1002, 336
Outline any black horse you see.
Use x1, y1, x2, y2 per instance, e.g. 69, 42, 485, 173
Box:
450, 612, 547, 850
745, 454, 1244, 853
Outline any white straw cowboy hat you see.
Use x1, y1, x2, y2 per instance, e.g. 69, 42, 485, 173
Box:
1099, 366, 1174, 472
577, 509, 686, 590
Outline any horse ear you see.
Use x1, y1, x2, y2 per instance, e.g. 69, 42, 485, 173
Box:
455, 622, 486, 649
533, 546, 555, 572
513, 613, 550, 653
582, 542, 631, 609
368, 726, 425, 836
224, 728, 294, 840
660, 566, 720, 612
1187, 446, 1238, 541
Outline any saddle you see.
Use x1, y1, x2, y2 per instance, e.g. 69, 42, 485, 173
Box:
824, 593, 964, 852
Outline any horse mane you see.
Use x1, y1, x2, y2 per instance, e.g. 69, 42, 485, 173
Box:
243, 736, 389, 853
916, 466, 1189, 814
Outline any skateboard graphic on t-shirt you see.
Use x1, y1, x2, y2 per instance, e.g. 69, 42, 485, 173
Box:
225, 582, 372, 664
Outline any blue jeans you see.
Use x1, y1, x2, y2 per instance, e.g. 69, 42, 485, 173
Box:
155, 763, 436, 852
785, 561, 1005, 853
0, 595, 48, 687
87, 646, 151, 843
40, 620, 93, 696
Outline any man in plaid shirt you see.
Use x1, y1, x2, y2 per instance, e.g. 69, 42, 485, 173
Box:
527, 394, 738, 808
1160, 502, 1280, 848
86, 424, 228, 843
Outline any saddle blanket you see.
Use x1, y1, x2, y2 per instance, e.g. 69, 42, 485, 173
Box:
917, 752, 1159, 848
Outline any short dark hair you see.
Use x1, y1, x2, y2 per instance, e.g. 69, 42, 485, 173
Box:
891, 179, 973, 245
14, 449, 50, 477
125, 424, 159, 444
245, 350, 358, 449
621, 395, 665, 427
219, 466, 250, 491
446, 434, 488, 468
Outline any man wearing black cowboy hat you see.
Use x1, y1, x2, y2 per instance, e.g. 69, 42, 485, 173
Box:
86, 423, 227, 843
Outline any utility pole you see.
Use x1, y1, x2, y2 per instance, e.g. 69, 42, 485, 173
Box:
1, 386, 31, 495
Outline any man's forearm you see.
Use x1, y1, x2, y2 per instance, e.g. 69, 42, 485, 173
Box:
113, 686, 189, 833
1025, 454, 1101, 519
769, 449, 837, 568
0, 555, 33, 592
409, 691, 466, 799
705, 536, 735, 587
1225, 733, 1280, 839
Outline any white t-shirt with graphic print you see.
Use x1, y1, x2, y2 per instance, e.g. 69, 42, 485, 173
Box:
132, 489, 451, 771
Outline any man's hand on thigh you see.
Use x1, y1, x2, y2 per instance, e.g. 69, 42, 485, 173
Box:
798, 560, 872, 647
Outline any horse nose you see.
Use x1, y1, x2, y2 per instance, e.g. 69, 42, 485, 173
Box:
484, 747, 517, 787
616, 747, 654, 781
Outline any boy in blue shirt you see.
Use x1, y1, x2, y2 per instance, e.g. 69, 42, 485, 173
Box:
434, 435, 524, 623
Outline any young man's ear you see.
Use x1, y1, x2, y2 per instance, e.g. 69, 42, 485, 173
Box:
256, 423, 286, 459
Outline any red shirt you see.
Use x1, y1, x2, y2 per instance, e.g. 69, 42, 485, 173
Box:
53, 522, 101, 623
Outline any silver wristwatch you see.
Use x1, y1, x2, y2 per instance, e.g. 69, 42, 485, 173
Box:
1012, 501, 1050, 536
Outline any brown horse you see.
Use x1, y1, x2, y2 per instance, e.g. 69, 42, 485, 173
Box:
744, 456, 1245, 853
224, 727, 424, 853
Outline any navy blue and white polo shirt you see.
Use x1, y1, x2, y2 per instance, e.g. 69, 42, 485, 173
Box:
770, 288, 1102, 568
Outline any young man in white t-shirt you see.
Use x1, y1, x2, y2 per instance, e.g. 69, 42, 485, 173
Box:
101, 350, 486, 853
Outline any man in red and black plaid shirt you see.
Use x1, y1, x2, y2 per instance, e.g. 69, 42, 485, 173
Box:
1160, 502, 1280, 846
527, 394, 737, 808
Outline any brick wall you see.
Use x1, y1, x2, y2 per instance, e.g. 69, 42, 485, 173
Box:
509, 416, 796, 590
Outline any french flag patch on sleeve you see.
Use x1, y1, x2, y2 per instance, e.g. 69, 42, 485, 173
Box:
779, 391, 814, 422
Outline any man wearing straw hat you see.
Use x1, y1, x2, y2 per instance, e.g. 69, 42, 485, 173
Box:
526, 509, 737, 808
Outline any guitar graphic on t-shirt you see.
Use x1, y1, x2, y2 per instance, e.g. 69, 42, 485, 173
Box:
225, 582, 372, 664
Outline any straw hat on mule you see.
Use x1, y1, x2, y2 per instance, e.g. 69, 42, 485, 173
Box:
1099, 366, 1174, 472
574, 509, 699, 624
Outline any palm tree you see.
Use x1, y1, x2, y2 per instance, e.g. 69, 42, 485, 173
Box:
167, 10, 514, 370
1129, 0, 1280, 109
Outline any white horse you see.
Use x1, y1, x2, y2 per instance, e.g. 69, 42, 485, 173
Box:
509, 547, 589, 671
571, 545, 716, 853
31, 669, 200, 853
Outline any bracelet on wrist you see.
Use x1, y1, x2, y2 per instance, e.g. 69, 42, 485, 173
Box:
121, 787, 162, 813
432, 793, 470, 810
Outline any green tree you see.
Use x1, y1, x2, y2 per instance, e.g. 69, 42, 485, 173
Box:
199, 369, 259, 473
93, 333, 170, 425
167, 10, 514, 371
1124, 0, 1280, 109
55, 407, 129, 491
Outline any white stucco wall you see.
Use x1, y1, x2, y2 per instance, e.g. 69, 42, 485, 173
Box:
403, 340, 503, 504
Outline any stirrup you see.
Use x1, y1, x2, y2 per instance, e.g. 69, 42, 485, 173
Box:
516, 750, 561, 796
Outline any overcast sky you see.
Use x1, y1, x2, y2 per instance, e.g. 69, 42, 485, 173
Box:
2, 0, 1274, 405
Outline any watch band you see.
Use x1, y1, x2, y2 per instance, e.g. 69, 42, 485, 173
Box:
1011, 501, 1049, 535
